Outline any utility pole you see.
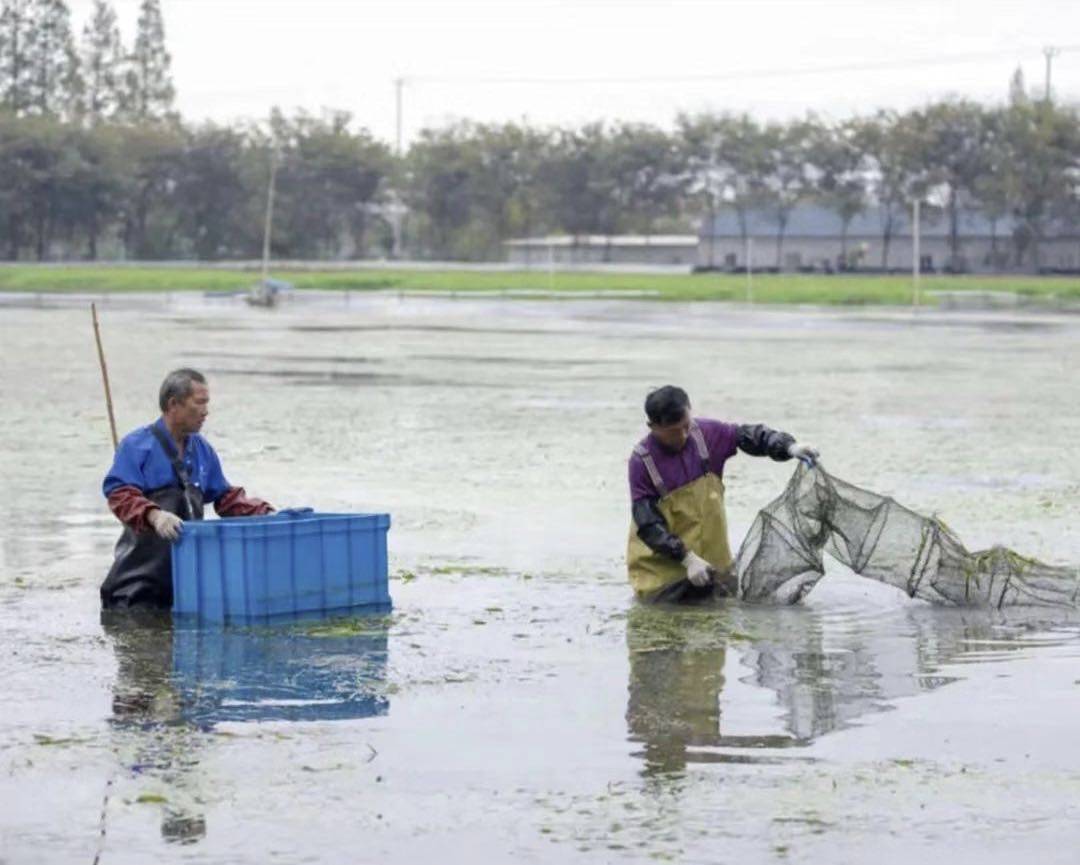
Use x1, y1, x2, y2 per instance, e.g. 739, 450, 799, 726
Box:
260, 146, 278, 284
394, 77, 405, 155
745, 236, 754, 303
1043, 46, 1059, 102
912, 198, 921, 308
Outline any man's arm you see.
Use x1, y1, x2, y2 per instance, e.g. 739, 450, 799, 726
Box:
632, 497, 686, 561
200, 439, 274, 517
215, 487, 274, 517
629, 453, 685, 559
106, 485, 160, 533
737, 424, 797, 461
103, 432, 159, 532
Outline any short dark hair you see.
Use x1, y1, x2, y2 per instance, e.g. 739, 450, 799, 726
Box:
159, 368, 206, 412
645, 385, 690, 426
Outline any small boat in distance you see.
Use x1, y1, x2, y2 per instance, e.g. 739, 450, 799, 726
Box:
245, 276, 293, 307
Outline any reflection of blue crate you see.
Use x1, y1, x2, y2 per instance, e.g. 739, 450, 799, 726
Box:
173, 621, 390, 726
171, 510, 391, 623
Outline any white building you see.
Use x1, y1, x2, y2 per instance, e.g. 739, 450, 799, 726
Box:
697, 204, 1080, 274
505, 234, 698, 267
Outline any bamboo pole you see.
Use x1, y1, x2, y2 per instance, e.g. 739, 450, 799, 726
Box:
260, 147, 279, 284
91, 303, 119, 451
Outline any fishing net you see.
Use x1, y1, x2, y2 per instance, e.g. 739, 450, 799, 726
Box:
735, 465, 1080, 608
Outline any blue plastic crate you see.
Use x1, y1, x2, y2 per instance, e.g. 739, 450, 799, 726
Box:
171, 510, 391, 623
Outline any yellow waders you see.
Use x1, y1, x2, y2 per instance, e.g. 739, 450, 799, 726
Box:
627, 423, 734, 599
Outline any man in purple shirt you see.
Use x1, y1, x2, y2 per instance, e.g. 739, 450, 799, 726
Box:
627, 385, 818, 603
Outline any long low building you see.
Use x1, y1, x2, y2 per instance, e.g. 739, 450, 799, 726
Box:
698, 204, 1080, 274
504, 234, 699, 267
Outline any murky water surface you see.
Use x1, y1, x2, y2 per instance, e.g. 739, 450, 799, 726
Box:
2, 296, 1080, 864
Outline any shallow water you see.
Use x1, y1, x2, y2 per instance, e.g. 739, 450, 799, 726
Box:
2, 297, 1080, 864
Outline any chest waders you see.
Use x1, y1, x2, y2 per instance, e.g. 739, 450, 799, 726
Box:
627, 423, 734, 601
100, 427, 205, 610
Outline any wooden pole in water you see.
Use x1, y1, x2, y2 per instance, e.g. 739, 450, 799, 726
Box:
91, 303, 119, 451
260, 146, 279, 284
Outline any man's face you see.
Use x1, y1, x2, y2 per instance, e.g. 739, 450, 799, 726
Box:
167, 382, 210, 436
649, 410, 691, 452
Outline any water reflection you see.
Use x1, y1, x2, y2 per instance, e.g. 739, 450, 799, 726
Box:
103, 611, 208, 846
172, 619, 390, 726
626, 601, 1078, 777
626, 604, 806, 777
101, 611, 390, 845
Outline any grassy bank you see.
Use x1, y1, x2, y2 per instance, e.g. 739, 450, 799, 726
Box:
1, 264, 1079, 304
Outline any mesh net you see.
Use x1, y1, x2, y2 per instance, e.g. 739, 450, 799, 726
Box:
735, 465, 1080, 608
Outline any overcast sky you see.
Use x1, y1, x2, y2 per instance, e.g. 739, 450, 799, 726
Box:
71, 0, 1080, 145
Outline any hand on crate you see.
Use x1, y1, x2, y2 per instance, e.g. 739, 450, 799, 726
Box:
148, 508, 183, 541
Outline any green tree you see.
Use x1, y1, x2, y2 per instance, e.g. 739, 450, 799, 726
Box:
718, 115, 772, 253
760, 117, 816, 267
24, 0, 81, 118
970, 108, 1012, 267
0, 0, 33, 114
678, 112, 783, 266
853, 111, 927, 268
403, 123, 482, 258
0, 112, 37, 255
908, 100, 992, 270
60, 122, 126, 258
0, 114, 92, 259
116, 121, 183, 257
271, 110, 392, 258
808, 118, 868, 261
605, 121, 683, 235
469, 121, 549, 255
174, 124, 257, 259
1000, 101, 1080, 268
1008, 67, 1029, 108
536, 123, 619, 239
81, 0, 124, 122
122, 0, 174, 122
676, 111, 738, 266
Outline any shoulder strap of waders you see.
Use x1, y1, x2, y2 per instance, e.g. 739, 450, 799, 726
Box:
150, 424, 193, 488
633, 443, 668, 498
149, 423, 199, 519
688, 422, 711, 475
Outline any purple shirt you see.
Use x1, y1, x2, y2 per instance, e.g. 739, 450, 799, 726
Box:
628, 418, 739, 502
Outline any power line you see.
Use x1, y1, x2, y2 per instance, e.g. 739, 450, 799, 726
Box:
391, 45, 1080, 149
403, 46, 1080, 87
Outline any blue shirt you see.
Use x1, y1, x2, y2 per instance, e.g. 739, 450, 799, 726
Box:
103, 418, 231, 503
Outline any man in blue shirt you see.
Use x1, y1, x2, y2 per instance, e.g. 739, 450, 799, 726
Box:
101, 368, 273, 610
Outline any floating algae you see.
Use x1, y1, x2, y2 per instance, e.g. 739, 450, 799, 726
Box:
736, 465, 1080, 608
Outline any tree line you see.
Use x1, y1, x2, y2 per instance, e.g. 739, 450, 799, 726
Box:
2, 0, 1079, 267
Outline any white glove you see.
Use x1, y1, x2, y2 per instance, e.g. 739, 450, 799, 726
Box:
148, 508, 183, 542
681, 551, 716, 587
788, 441, 820, 467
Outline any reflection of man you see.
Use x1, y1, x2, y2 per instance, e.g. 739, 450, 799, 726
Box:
625, 605, 728, 776
626, 605, 858, 776
627, 385, 818, 603
102, 612, 207, 845
101, 368, 273, 610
